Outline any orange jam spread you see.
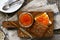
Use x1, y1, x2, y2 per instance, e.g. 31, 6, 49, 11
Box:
35, 12, 49, 26
19, 12, 33, 27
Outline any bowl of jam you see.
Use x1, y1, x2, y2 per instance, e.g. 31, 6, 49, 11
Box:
19, 12, 33, 28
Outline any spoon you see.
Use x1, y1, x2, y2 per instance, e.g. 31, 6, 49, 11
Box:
3, 0, 20, 10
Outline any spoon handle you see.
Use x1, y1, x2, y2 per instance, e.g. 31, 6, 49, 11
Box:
9, 0, 20, 6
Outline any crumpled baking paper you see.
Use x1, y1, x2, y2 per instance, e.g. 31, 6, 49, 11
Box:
54, 14, 60, 29
1, 26, 21, 40
21, 3, 59, 13
28, 4, 59, 13
21, 0, 48, 11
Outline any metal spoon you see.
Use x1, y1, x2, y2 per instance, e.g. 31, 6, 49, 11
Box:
3, 0, 20, 10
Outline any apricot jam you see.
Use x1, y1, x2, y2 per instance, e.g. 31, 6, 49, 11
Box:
35, 12, 49, 26
19, 12, 33, 27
